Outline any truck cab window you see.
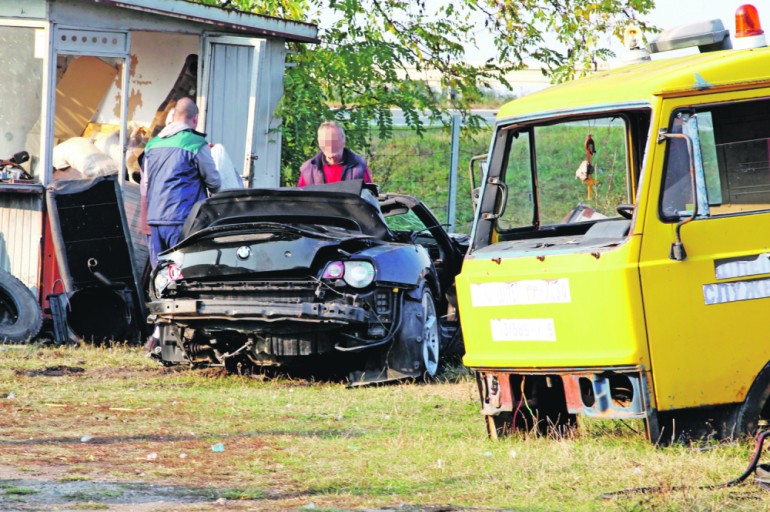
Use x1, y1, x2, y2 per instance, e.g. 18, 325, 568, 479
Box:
663, 98, 770, 218
536, 118, 629, 226
497, 131, 533, 230
492, 116, 632, 236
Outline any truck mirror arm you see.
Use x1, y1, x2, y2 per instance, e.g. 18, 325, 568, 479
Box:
469, 154, 487, 213
658, 129, 696, 261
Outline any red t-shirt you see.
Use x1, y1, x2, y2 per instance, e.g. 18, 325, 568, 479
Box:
297, 163, 372, 187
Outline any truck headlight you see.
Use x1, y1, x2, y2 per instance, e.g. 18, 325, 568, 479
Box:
322, 261, 375, 288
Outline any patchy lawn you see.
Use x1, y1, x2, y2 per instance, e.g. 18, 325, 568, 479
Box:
1, 343, 769, 511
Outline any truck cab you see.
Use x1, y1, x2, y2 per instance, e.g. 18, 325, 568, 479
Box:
456, 5, 770, 442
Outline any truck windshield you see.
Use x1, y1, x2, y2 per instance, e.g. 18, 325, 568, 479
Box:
497, 116, 631, 231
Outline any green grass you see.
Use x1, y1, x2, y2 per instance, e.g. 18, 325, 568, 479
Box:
67, 503, 109, 510
1, 344, 769, 511
59, 474, 93, 482
1, 486, 40, 495
63, 490, 123, 501
219, 488, 268, 500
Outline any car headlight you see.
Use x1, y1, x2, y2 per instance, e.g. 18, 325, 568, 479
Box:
153, 262, 183, 296
322, 260, 375, 288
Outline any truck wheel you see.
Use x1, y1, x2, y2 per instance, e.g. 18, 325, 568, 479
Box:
0, 269, 42, 343
735, 362, 770, 437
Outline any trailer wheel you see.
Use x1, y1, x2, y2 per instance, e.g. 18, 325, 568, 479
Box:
0, 269, 42, 343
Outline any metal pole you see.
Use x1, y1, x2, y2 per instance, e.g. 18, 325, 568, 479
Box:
446, 113, 461, 232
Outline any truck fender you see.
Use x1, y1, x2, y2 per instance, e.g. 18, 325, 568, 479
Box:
735, 360, 770, 436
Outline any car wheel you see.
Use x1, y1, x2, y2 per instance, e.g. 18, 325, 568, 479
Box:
386, 285, 442, 380
419, 289, 440, 377
0, 269, 42, 343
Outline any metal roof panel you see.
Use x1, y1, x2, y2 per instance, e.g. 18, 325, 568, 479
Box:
94, 0, 319, 43
497, 46, 770, 121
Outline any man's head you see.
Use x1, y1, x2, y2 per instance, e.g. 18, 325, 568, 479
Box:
318, 122, 346, 165
173, 97, 199, 130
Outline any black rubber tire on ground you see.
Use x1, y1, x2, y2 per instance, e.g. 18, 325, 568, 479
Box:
0, 269, 43, 343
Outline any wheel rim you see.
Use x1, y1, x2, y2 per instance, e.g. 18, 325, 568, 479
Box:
0, 287, 19, 326
421, 292, 439, 376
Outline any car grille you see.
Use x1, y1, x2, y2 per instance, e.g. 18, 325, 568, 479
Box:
169, 279, 318, 303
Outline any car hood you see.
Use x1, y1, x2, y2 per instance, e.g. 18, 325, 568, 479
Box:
160, 223, 381, 280
183, 179, 390, 240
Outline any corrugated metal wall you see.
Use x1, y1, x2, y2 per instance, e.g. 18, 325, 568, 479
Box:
252, 41, 285, 187
0, 193, 43, 295
205, 42, 254, 180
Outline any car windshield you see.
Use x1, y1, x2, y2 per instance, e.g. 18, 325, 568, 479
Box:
383, 209, 426, 231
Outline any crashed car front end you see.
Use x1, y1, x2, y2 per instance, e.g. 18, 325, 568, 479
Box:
147, 184, 447, 382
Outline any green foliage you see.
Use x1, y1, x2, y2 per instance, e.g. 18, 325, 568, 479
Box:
2, 486, 39, 495
191, 0, 654, 184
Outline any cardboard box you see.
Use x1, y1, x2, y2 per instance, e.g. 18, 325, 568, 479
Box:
55, 57, 118, 141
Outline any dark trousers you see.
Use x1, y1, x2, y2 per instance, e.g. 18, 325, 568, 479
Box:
149, 224, 184, 269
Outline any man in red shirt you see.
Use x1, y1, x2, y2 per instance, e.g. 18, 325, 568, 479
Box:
297, 122, 372, 186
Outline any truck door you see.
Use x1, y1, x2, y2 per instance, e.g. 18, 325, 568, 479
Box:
199, 35, 269, 187
639, 91, 770, 415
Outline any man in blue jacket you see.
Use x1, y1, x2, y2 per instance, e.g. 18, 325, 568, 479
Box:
144, 97, 220, 268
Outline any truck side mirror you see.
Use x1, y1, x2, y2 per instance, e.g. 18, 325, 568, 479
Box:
658, 129, 696, 261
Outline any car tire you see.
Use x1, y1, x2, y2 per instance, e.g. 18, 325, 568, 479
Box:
418, 288, 440, 377
0, 269, 42, 343
396, 286, 440, 378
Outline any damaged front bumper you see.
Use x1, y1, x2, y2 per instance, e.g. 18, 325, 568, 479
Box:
477, 366, 652, 419
148, 298, 368, 324
147, 289, 401, 358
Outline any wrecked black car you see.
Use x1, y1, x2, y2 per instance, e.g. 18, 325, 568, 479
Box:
147, 180, 466, 383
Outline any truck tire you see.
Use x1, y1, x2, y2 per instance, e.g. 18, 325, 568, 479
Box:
0, 269, 42, 343
735, 362, 770, 437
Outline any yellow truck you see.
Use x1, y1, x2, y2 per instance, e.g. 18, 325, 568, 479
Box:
456, 5, 770, 442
